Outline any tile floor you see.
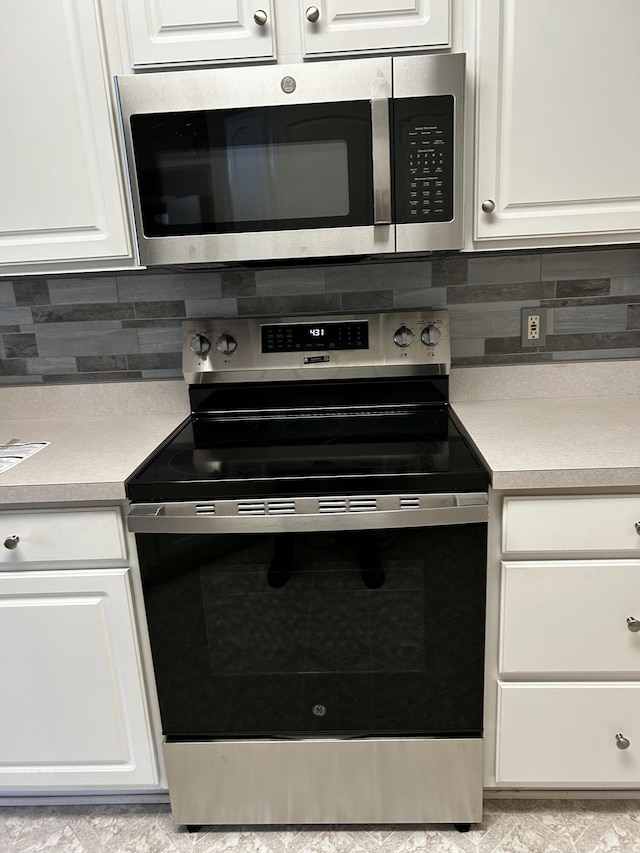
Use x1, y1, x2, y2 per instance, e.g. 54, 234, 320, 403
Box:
1, 800, 640, 853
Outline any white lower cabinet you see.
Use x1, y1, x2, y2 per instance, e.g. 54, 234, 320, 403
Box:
0, 508, 158, 792
488, 492, 640, 790
497, 684, 640, 787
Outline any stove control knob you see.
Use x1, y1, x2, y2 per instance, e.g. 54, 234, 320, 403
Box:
421, 324, 442, 346
190, 334, 212, 357
393, 325, 414, 348
216, 333, 238, 355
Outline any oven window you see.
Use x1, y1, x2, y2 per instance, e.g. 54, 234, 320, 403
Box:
136, 524, 486, 740
130, 102, 374, 236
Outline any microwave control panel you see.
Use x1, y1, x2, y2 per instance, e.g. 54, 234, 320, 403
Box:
395, 96, 454, 224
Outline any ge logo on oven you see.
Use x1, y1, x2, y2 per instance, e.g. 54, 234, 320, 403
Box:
312, 704, 327, 717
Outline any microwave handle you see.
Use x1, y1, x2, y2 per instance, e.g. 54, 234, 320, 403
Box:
370, 99, 392, 225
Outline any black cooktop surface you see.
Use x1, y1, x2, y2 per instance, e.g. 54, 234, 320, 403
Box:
126, 406, 488, 502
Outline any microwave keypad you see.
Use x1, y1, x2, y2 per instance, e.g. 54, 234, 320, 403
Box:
395, 96, 455, 225
406, 120, 452, 222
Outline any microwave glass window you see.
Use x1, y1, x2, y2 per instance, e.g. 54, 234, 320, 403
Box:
130, 103, 373, 236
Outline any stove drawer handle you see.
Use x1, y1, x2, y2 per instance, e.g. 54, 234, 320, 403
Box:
3, 535, 19, 550
636, 521, 640, 535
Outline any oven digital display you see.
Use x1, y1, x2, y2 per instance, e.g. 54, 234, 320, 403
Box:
262, 321, 369, 352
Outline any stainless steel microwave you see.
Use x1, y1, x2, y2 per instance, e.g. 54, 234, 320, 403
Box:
115, 53, 465, 266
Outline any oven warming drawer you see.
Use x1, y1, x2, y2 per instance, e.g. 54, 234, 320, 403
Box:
128, 492, 488, 534
163, 737, 483, 826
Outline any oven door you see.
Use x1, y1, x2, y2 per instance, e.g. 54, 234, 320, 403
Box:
116, 58, 394, 265
132, 504, 487, 742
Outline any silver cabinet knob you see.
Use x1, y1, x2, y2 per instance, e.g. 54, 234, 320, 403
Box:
616, 733, 631, 750
254, 9, 268, 25
627, 617, 640, 632
306, 6, 320, 22
635, 521, 640, 534
481, 199, 496, 213
3, 536, 19, 550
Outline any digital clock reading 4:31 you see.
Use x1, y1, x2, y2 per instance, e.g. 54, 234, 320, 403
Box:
309, 328, 325, 337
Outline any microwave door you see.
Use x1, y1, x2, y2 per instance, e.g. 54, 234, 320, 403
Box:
115, 58, 396, 266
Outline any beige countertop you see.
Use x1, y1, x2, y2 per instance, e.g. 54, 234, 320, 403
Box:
1, 360, 639, 504
0, 381, 189, 505
450, 359, 640, 491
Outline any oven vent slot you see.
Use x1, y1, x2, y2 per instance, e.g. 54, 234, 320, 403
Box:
235, 500, 297, 516
195, 503, 216, 515
318, 498, 377, 514
400, 497, 421, 509
267, 500, 296, 515
237, 501, 267, 515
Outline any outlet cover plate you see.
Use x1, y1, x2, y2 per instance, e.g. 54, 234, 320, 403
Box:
521, 306, 547, 347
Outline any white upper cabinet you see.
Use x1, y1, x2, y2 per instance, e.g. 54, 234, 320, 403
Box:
120, 0, 450, 67
0, 0, 134, 271
472, 0, 640, 248
124, 0, 276, 66
300, 0, 450, 56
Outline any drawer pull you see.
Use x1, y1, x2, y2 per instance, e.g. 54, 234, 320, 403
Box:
627, 617, 640, 633
616, 733, 631, 750
3, 536, 19, 550
636, 521, 640, 534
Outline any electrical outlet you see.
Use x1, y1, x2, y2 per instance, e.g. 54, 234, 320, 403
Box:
521, 307, 547, 347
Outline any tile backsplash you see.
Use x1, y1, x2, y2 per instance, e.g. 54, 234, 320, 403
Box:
1, 246, 639, 384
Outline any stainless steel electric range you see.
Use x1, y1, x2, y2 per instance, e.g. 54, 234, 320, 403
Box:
126, 310, 489, 831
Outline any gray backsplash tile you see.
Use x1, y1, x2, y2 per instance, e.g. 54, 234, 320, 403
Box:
256, 267, 326, 294
553, 304, 628, 334
2, 245, 640, 384
48, 276, 119, 304
116, 272, 222, 301
541, 248, 640, 280
36, 327, 139, 358
0, 281, 16, 307
466, 254, 541, 284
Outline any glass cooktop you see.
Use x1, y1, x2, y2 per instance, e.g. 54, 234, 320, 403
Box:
126, 408, 488, 502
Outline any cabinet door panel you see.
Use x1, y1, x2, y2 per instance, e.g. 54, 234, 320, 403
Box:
497, 684, 640, 786
125, 0, 276, 66
0, 568, 157, 789
301, 0, 449, 55
500, 560, 640, 675
475, 0, 640, 243
502, 496, 640, 555
0, 0, 133, 268
0, 509, 126, 566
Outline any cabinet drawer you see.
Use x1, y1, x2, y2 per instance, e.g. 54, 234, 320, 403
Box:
497, 683, 640, 786
503, 496, 640, 554
500, 559, 640, 675
0, 509, 126, 565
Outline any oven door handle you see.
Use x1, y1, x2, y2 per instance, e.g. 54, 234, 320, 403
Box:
371, 98, 392, 225
127, 493, 488, 534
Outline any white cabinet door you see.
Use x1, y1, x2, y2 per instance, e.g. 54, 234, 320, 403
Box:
497, 683, 640, 786
0, 0, 134, 270
502, 496, 640, 556
474, 0, 640, 246
0, 568, 158, 790
500, 559, 640, 676
0, 508, 127, 567
300, 0, 450, 55
124, 0, 276, 66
